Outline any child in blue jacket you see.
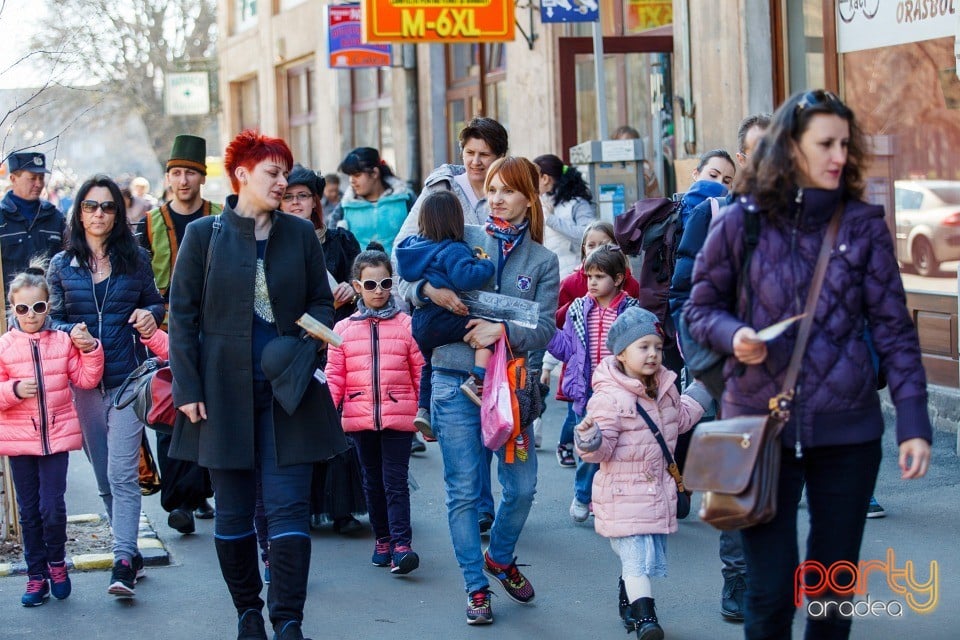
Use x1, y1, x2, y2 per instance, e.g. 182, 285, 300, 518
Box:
395, 190, 496, 429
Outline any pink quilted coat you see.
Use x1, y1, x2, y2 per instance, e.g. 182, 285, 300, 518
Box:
578, 357, 705, 537
0, 328, 104, 456
326, 311, 424, 433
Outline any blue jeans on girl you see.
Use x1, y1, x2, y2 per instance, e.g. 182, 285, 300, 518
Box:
9, 452, 69, 576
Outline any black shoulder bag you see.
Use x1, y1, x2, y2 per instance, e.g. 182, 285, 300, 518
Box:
634, 403, 691, 519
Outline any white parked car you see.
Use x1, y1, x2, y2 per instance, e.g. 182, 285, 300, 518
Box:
893, 180, 960, 277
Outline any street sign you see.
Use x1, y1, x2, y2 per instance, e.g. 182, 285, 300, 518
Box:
328, 4, 392, 68
361, 0, 515, 43
540, 0, 598, 24
165, 72, 210, 116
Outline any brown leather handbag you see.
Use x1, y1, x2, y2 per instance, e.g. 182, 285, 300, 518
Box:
683, 205, 842, 530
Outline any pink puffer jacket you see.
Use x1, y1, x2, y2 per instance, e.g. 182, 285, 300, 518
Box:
0, 328, 104, 456
326, 311, 424, 432
578, 357, 704, 537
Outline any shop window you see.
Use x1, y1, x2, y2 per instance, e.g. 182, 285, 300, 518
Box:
284, 63, 316, 167
350, 68, 395, 168
444, 44, 507, 162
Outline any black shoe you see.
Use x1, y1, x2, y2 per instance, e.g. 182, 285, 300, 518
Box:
195, 498, 215, 520
626, 597, 664, 640
721, 575, 746, 622
168, 507, 196, 534
274, 620, 311, 640
237, 608, 268, 640
478, 512, 494, 536
332, 516, 364, 536
410, 433, 427, 454
107, 558, 136, 598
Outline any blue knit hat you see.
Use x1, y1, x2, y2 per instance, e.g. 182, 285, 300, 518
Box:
606, 307, 664, 355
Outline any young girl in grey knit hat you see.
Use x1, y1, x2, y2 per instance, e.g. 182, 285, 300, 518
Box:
575, 306, 711, 640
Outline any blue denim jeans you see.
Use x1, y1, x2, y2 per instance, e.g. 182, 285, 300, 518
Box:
9, 452, 69, 576
74, 384, 144, 563
558, 402, 576, 447
432, 370, 538, 594
569, 410, 597, 504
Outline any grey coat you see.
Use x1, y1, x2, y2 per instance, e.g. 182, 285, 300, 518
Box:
168, 200, 346, 470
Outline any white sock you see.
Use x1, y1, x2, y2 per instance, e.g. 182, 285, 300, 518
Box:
624, 574, 652, 601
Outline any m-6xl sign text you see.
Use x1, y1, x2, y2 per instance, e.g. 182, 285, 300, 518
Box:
362, 0, 515, 43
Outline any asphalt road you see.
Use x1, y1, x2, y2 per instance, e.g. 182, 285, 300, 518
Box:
1, 395, 957, 639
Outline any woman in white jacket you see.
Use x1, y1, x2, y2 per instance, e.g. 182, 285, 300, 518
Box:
533, 154, 597, 278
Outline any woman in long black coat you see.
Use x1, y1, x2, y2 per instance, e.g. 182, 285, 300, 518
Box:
169, 130, 346, 640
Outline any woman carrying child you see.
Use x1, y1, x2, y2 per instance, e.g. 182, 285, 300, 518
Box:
575, 307, 711, 639
326, 249, 426, 575
0, 265, 104, 606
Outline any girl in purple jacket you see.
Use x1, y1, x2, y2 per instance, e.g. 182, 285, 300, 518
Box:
686, 89, 932, 640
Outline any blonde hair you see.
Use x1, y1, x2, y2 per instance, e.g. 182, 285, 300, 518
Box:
7, 258, 50, 306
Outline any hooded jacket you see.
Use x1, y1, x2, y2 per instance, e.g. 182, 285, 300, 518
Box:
394, 235, 495, 292
686, 188, 932, 451
339, 175, 414, 253
577, 357, 705, 537
326, 310, 424, 433
0, 327, 104, 456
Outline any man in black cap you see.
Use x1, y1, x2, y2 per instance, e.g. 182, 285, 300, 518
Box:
0, 152, 66, 298
137, 134, 220, 533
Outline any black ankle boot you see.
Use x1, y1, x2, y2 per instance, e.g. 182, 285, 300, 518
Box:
267, 535, 313, 639
618, 577, 630, 624
627, 597, 663, 640
215, 535, 266, 639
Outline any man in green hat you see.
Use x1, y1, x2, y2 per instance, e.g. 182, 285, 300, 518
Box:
137, 134, 220, 533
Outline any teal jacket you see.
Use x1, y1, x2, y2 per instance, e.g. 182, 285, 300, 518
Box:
339, 176, 414, 253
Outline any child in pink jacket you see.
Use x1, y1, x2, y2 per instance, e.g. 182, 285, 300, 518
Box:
326, 249, 425, 576
0, 266, 104, 606
575, 307, 710, 639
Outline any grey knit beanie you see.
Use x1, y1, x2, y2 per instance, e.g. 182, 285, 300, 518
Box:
606, 307, 664, 355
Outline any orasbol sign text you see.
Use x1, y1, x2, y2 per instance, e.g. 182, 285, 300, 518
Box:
362, 0, 514, 43
837, 0, 956, 52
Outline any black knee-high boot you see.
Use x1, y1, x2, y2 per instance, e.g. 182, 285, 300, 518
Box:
267, 535, 312, 640
627, 597, 664, 640
215, 535, 267, 640
619, 577, 630, 623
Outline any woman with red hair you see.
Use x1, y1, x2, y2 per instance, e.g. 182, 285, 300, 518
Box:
168, 130, 346, 640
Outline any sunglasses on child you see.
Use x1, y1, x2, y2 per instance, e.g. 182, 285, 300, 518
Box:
15, 301, 49, 315
356, 278, 394, 291
80, 200, 119, 215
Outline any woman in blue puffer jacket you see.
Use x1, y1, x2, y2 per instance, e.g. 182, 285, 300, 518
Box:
686, 90, 931, 640
48, 174, 165, 598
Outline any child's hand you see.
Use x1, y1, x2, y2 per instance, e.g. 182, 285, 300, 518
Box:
15, 378, 38, 399
540, 369, 551, 385
129, 309, 158, 338
574, 416, 602, 453
473, 246, 490, 261
70, 323, 97, 352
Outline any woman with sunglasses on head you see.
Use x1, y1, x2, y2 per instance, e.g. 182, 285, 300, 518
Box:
47, 175, 166, 598
168, 130, 345, 640
336, 148, 414, 254
280, 163, 367, 537
686, 90, 932, 640
399, 156, 559, 626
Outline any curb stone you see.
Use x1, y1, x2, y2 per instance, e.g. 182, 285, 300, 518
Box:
0, 511, 170, 577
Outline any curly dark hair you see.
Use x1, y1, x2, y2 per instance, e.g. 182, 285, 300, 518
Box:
733, 90, 867, 222
533, 154, 593, 206
67, 174, 141, 275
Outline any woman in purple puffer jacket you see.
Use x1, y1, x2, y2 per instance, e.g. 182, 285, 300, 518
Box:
686, 89, 931, 640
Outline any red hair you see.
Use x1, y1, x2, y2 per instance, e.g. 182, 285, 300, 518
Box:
484, 156, 544, 244
224, 129, 294, 193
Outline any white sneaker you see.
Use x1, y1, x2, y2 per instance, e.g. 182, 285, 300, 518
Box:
532, 418, 543, 448
569, 498, 590, 522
